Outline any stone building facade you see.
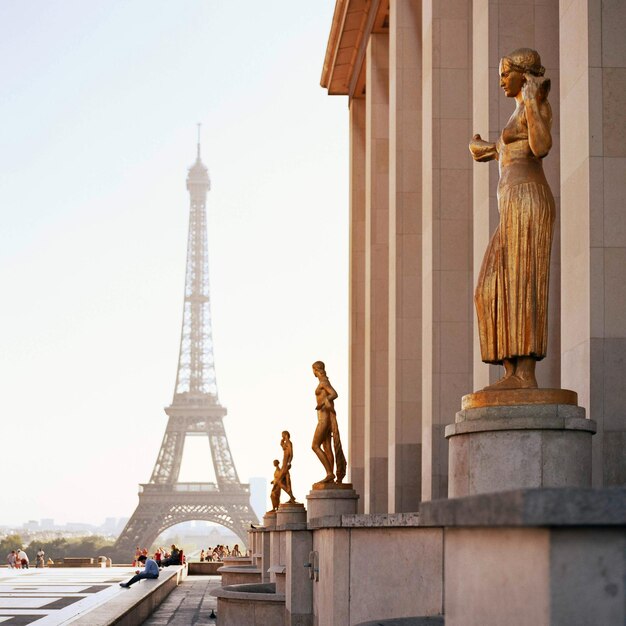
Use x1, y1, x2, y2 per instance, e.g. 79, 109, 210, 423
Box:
321, 0, 626, 511
212, 3, 625, 624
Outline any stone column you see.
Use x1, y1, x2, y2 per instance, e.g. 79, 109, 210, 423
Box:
471, 0, 562, 391
387, 0, 423, 513
364, 32, 390, 513
285, 530, 313, 626
560, 0, 626, 486
421, 0, 474, 501
260, 512, 275, 582
312, 528, 350, 626
349, 96, 366, 511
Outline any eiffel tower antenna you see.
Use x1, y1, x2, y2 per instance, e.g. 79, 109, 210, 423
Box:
115, 132, 258, 553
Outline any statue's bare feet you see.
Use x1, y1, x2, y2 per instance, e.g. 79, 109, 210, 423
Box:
482, 375, 510, 390
482, 374, 538, 390
482, 358, 515, 390
512, 373, 538, 388
315, 473, 335, 486
483, 375, 521, 390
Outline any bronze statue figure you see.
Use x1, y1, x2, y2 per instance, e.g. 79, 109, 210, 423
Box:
270, 460, 282, 511
270, 431, 296, 511
469, 48, 554, 390
311, 361, 346, 484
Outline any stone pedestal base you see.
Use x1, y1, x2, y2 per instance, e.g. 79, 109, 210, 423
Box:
446, 396, 596, 498
277, 502, 307, 527
263, 511, 277, 530
306, 485, 359, 521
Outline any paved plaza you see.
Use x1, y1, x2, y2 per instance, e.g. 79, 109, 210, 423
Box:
142, 575, 219, 626
0, 567, 144, 625
0, 568, 219, 626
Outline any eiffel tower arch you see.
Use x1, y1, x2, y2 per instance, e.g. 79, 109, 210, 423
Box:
115, 129, 258, 554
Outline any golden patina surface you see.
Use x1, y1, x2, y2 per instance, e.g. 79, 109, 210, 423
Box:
462, 388, 578, 410
470, 48, 555, 391
311, 361, 347, 486
311, 482, 354, 491
277, 501, 306, 510
269, 430, 297, 511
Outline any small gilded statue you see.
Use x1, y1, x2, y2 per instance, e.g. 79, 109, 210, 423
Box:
469, 48, 554, 390
311, 361, 346, 485
270, 431, 296, 511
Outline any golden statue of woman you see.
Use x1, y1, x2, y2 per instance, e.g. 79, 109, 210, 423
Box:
311, 361, 346, 484
469, 48, 554, 390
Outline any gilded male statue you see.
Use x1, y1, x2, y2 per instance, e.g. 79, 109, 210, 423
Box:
270, 431, 296, 510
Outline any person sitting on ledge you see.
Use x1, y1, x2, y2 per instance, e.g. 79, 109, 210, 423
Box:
160, 544, 182, 567
119, 554, 159, 588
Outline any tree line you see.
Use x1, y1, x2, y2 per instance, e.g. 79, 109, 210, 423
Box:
0, 534, 130, 564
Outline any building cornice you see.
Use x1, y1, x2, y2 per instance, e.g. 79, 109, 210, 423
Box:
321, 0, 388, 99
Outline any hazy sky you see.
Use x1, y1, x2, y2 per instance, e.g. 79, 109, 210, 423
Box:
0, 1, 348, 526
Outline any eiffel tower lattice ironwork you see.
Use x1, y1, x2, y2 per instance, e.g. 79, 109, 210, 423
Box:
115, 130, 258, 553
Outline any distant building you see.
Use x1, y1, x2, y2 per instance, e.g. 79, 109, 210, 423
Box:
64, 522, 94, 532
100, 517, 119, 534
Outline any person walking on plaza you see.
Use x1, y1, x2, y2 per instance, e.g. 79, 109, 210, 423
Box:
36, 548, 45, 568
119, 555, 159, 588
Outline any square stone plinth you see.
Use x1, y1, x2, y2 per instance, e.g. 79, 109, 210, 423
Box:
446, 404, 596, 497
306, 487, 359, 522
276, 502, 307, 529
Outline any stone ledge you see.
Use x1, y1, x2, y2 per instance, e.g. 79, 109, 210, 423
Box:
356, 617, 444, 626
217, 565, 261, 574
250, 525, 272, 532
419, 487, 626, 527
307, 513, 422, 529
342, 512, 421, 527
188, 561, 222, 575
307, 514, 344, 529
275, 522, 308, 531
71, 565, 186, 626
446, 414, 596, 438
211, 581, 286, 602
455, 403, 584, 422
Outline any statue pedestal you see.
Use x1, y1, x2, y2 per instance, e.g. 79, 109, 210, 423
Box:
446, 389, 596, 498
277, 502, 307, 528
306, 484, 358, 521
262, 511, 277, 530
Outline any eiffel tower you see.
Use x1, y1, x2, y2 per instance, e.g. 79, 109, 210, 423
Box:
115, 129, 258, 553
